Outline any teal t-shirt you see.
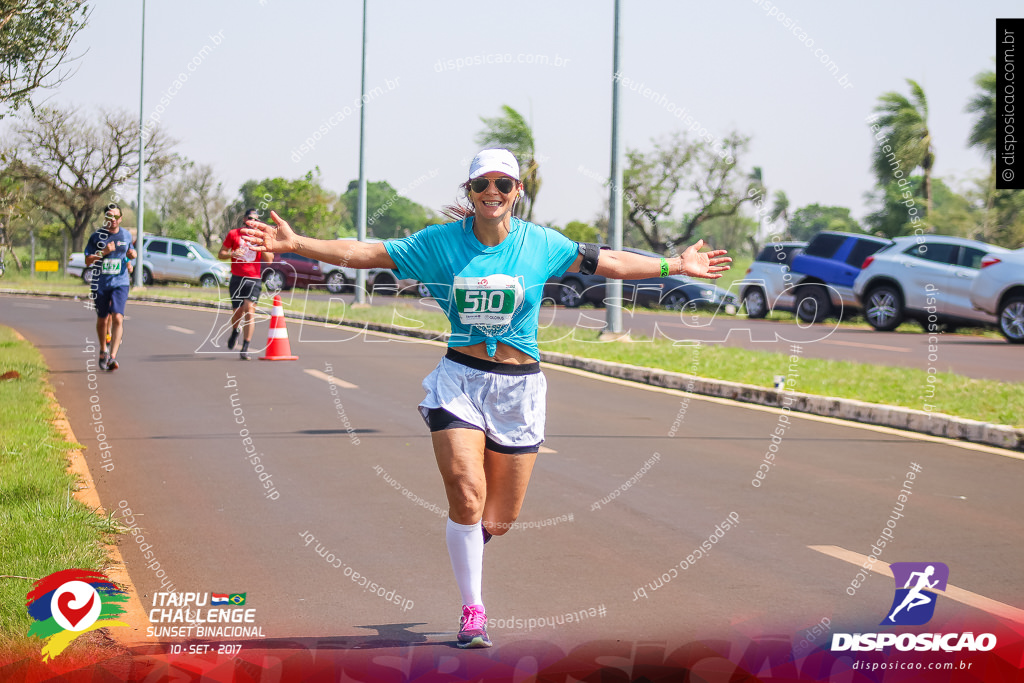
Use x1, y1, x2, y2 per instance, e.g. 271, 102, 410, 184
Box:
384, 217, 579, 360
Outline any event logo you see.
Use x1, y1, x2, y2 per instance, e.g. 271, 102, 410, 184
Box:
883, 562, 949, 626
26, 569, 129, 661
832, 561, 996, 653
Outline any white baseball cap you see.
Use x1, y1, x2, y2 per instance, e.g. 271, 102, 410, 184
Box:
468, 149, 520, 180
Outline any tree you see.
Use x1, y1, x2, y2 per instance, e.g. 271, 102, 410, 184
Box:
966, 68, 997, 158
150, 161, 228, 245
622, 131, 758, 254
149, 167, 197, 239
965, 67, 1004, 239
865, 177, 977, 239
476, 105, 541, 222
3, 106, 178, 250
0, 1, 88, 117
788, 204, 862, 241
745, 168, 788, 250
0, 173, 28, 269
233, 170, 344, 241
190, 164, 228, 247
558, 220, 599, 243
870, 79, 935, 216
769, 191, 790, 231
697, 214, 759, 257
339, 180, 436, 240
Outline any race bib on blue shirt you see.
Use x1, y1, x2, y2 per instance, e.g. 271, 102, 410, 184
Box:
101, 258, 123, 275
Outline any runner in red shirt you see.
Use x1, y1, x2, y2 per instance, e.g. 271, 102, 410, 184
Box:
218, 209, 273, 360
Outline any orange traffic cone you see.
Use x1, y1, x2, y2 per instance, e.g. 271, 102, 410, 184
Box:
261, 295, 299, 361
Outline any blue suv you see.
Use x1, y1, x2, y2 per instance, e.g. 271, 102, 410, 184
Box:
789, 231, 892, 323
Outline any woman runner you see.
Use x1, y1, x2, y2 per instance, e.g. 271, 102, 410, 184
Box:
243, 149, 731, 648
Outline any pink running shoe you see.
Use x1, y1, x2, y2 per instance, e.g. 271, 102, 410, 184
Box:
457, 604, 492, 648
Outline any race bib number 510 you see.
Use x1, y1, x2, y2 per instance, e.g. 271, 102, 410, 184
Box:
453, 275, 524, 326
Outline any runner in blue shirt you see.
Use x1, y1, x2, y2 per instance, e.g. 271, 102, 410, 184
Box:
243, 149, 730, 648
84, 204, 136, 371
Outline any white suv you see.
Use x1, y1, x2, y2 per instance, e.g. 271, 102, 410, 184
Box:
739, 240, 806, 318
853, 236, 1009, 331
970, 247, 1024, 343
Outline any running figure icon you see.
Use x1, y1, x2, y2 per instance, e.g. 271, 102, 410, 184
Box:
888, 565, 939, 623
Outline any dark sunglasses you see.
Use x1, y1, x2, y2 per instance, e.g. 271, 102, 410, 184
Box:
470, 177, 516, 194
105, 214, 122, 220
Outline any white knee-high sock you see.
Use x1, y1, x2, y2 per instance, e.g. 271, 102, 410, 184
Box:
446, 518, 484, 607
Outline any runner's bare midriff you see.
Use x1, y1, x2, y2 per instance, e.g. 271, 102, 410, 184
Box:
450, 341, 534, 365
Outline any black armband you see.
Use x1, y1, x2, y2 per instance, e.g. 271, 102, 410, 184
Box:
578, 242, 601, 276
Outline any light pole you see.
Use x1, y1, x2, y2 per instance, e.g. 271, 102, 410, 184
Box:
133, 0, 147, 288
604, 0, 624, 338
354, 0, 369, 305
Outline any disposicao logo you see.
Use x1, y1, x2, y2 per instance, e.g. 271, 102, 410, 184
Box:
883, 562, 949, 626
831, 561, 996, 653
26, 569, 129, 661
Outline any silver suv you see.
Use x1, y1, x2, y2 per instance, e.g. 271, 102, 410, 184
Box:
853, 236, 1009, 331
141, 236, 229, 287
740, 240, 806, 318
970, 247, 1024, 343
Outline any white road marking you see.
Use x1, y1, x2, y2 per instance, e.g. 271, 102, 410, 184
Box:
822, 339, 910, 353
303, 368, 358, 389
166, 325, 194, 334
539, 446, 557, 454
809, 544, 1024, 624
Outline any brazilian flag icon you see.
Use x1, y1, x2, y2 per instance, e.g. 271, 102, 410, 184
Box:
229, 593, 246, 605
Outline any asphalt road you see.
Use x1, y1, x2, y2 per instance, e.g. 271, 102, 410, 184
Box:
290, 288, 1024, 382
2, 294, 1022, 674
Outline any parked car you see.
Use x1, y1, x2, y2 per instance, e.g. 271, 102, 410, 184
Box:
142, 236, 229, 287
544, 247, 738, 314
261, 252, 326, 292
853, 236, 1010, 332
67, 252, 97, 284
788, 231, 892, 323
318, 237, 423, 296
969, 247, 1024, 343
68, 236, 229, 287
739, 240, 807, 318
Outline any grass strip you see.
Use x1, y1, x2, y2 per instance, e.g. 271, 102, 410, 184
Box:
0, 326, 119, 648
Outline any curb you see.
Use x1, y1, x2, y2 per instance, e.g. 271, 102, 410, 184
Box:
4, 288, 1022, 453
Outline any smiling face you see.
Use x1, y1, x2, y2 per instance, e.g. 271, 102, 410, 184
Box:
468, 172, 522, 222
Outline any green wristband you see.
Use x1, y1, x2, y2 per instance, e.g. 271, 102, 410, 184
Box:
660, 258, 670, 278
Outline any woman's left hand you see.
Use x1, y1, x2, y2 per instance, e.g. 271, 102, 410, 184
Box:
679, 239, 731, 279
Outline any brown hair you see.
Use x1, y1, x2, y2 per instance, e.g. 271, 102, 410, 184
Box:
441, 181, 475, 221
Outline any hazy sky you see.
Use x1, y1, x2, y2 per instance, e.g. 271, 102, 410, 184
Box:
6, 1, 1014, 233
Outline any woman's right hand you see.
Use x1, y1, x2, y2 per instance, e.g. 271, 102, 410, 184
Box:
242, 210, 298, 254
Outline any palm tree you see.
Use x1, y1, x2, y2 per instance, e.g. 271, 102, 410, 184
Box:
966, 69, 996, 158
871, 79, 935, 216
966, 68, 997, 236
770, 190, 790, 233
475, 105, 541, 222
